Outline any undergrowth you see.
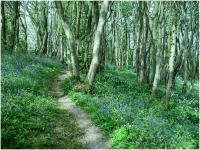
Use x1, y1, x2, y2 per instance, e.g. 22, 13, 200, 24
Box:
62, 64, 199, 149
1, 50, 83, 148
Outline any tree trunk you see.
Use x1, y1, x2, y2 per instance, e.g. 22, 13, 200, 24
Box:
146, 42, 152, 84
76, 2, 82, 57
1, 1, 7, 49
80, 2, 92, 71
99, 27, 106, 71
189, 34, 198, 95
150, 1, 159, 85
119, 2, 124, 70
182, 2, 190, 93
67, 48, 73, 77
86, 1, 109, 86
19, 16, 28, 52
10, 1, 19, 51
136, 2, 142, 81
40, 31, 48, 55
160, 9, 167, 84
115, 25, 119, 70
151, 2, 164, 99
126, 27, 129, 70
139, 1, 147, 82
55, 1, 80, 79
60, 30, 64, 63
16, 2, 20, 45
110, 10, 114, 65
165, 2, 177, 109
94, 1, 100, 30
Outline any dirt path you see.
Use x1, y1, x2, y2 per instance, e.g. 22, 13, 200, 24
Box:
50, 70, 112, 149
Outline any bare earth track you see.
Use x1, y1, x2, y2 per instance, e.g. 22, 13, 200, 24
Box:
50, 70, 112, 149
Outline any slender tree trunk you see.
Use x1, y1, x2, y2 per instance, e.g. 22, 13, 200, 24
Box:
146, 42, 152, 84
94, 1, 99, 30
110, 10, 114, 65
150, 1, 159, 85
140, 1, 147, 82
76, 2, 82, 57
119, 2, 124, 70
40, 30, 48, 55
187, 11, 194, 79
151, 2, 164, 99
189, 35, 198, 95
55, 1, 80, 79
16, 3, 20, 45
40, 2, 48, 55
136, 2, 142, 81
126, 27, 129, 70
164, 28, 171, 85
182, 2, 190, 93
98, 26, 105, 72
151, 22, 162, 99
115, 25, 119, 70
19, 16, 28, 52
126, 16, 131, 70
60, 30, 64, 63
160, 12, 167, 84
86, 1, 109, 86
80, 2, 92, 71
99, 27, 106, 71
67, 48, 73, 77
1, 1, 7, 49
165, 2, 177, 109
10, 1, 19, 51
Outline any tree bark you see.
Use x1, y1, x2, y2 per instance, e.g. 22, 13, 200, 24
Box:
189, 34, 198, 95
60, 29, 64, 63
150, 1, 159, 85
67, 48, 73, 77
19, 16, 28, 52
115, 25, 119, 70
86, 1, 109, 86
76, 2, 82, 57
55, 1, 80, 79
182, 2, 190, 93
1, 1, 7, 49
136, 2, 142, 81
80, 2, 92, 71
151, 2, 163, 99
160, 10, 167, 84
165, 2, 177, 109
10, 1, 19, 51
110, 8, 115, 65
139, 1, 147, 82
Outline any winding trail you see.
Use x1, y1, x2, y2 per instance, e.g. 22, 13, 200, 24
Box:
50, 70, 112, 149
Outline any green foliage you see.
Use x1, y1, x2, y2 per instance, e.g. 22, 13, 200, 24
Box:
60, 77, 73, 95
1, 50, 82, 148
62, 63, 199, 149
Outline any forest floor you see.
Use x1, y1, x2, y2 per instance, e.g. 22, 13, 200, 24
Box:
50, 69, 112, 149
1, 50, 198, 148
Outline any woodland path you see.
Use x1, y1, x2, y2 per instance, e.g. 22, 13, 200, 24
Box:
50, 70, 112, 149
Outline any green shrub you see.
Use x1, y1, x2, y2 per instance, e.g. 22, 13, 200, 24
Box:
62, 66, 199, 149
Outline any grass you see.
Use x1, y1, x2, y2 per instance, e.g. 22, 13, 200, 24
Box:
1, 50, 83, 148
2, 49, 198, 149
62, 63, 199, 149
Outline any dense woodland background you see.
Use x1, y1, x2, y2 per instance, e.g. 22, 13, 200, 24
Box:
1, 1, 199, 149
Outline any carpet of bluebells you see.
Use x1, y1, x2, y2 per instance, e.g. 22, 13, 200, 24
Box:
65, 64, 199, 149
1, 50, 67, 148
